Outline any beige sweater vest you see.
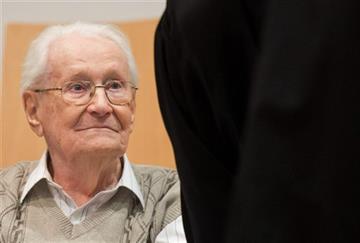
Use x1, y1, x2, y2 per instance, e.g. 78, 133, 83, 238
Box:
0, 161, 181, 243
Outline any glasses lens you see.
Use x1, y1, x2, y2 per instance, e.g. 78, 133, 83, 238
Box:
105, 80, 132, 105
62, 81, 92, 105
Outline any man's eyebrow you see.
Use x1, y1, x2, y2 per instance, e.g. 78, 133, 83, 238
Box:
68, 72, 91, 81
65, 70, 127, 82
103, 70, 126, 80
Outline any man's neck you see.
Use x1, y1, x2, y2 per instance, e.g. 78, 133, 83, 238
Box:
48, 153, 123, 207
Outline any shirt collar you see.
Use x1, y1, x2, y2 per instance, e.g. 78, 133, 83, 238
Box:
20, 151, 145, 207
20, 151, 50, 203
118, 154, 145, 207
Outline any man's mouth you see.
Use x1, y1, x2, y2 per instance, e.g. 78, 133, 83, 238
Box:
76, 126, 119, 132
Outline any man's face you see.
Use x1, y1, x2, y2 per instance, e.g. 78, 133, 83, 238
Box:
25, 34, 136, 159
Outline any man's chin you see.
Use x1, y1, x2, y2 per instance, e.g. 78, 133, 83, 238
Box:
76, 144, 125, 157
74, 137, 127, 154
76, 129, 122, 140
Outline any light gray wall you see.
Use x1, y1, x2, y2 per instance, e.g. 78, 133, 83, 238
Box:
2, 1, 166, 23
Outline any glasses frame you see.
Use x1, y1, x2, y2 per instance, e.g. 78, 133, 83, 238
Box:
33, 81, 138, 106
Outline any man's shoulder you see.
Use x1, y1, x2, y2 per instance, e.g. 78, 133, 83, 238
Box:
131, 163, 179, 200
0, 161, 38, 194
131, 163, 178, 182
0, 161, 37, 179
131, 163, 179, 193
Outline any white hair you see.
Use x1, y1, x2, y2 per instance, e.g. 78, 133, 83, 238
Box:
20, 22, 138, 93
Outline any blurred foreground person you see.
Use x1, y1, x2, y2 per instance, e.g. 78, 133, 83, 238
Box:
155, 0, 360, 242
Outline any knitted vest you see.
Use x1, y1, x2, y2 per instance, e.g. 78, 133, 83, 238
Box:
0, 161, 181, 243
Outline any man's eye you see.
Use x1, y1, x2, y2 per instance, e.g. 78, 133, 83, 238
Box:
68, 83, 88, 92
107, 81, 125, 90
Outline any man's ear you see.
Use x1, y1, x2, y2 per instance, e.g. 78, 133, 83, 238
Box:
129, 97, 136, 132
22, 91, 44, 137
130, 100, 136, 123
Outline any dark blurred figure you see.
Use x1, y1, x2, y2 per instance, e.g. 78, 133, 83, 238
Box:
155, 0, 360, 242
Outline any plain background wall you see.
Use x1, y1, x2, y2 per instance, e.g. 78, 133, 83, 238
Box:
1, 1, 176, 169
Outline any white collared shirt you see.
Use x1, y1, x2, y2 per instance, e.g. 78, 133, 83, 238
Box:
20, 152, 186, 243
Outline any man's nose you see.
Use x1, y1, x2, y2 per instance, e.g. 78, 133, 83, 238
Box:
87, 87, 113, 116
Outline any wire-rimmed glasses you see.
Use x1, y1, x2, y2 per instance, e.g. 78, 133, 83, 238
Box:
33, 80, 137, 106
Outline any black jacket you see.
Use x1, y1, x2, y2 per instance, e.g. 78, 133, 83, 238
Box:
155, 1, 360, 242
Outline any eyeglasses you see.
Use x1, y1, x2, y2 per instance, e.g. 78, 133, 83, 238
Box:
34, 80, 137, 106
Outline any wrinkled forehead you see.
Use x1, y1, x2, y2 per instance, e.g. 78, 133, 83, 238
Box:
47, 33, 128, 64
46, 33, 130, 80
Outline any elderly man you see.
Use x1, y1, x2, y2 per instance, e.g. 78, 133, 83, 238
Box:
0, 22, 185, 243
